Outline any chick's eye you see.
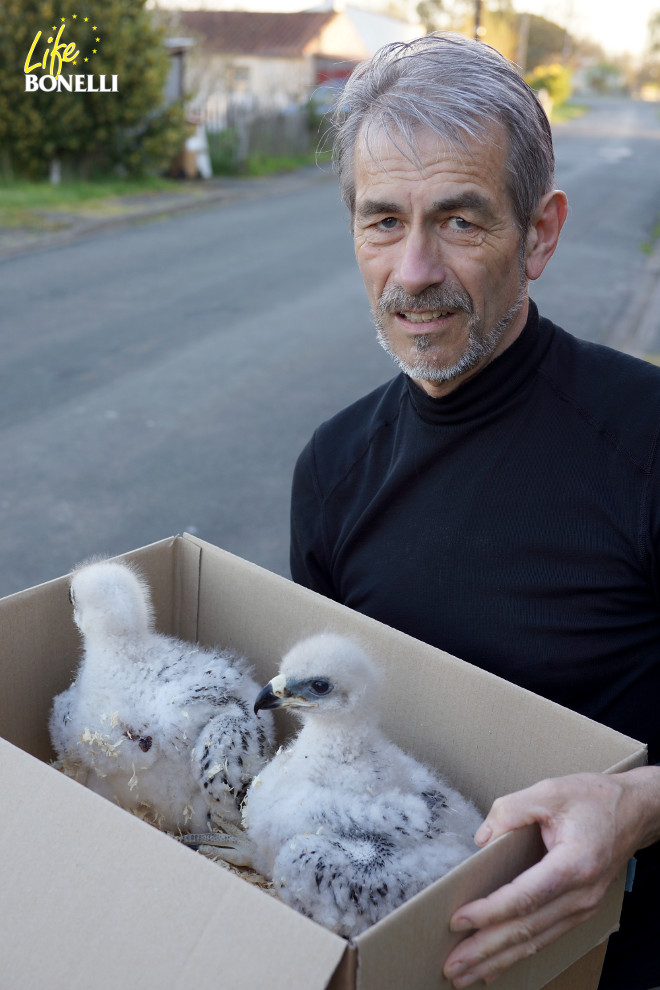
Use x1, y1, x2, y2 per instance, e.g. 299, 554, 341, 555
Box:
310, 679, 332, 696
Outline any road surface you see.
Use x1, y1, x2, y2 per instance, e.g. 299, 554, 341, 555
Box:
1, 96, 659, 597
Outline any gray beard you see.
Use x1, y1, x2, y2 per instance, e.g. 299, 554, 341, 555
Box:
373, 277, 527, 385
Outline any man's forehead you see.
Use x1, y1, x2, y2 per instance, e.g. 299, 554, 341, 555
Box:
354, 121, 507, 181
352, 123, 510, 208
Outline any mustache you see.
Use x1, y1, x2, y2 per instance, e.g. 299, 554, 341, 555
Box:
377, 284, 474, 316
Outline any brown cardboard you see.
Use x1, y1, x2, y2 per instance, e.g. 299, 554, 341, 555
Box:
0, 534, 647, 990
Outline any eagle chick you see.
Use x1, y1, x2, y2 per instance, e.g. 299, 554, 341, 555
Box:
49, 558, 275, 834
245, 632, 482, 937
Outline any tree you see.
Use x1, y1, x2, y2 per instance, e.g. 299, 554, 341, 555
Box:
524, 15, 568, 70
0, 0, 186, 180
649, 9, 660, 53
632, 9, 660, 91
415, 1, 571, 69
525, 62, 572, 108
585, 62, 624, 94
416, 0, 448, 35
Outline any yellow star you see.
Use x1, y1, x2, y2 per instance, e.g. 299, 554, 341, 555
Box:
96, 37, 100, 42
61, 16, 65, 21
72, 13, 77, 18
84, 56, 88, 61
52, 25, 57, 29
92, 49, 97, 53
84, 16, 88, 20
92, 25, 97, 30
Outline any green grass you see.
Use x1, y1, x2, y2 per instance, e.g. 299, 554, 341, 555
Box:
243, 150, 331, 177
0, 175, 180, 228
206, 129, 331, 177
641, 217, 660, 255
0, 154, 331, 231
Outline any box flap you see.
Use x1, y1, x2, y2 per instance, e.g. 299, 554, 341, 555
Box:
0, 740, 346, 990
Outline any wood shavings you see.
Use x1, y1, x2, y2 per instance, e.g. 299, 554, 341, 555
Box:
80, 728, 124, 757
194, 848, 276, 895
206, 761, 228, 781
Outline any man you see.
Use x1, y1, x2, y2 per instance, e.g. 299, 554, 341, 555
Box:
290, 34, 660, 990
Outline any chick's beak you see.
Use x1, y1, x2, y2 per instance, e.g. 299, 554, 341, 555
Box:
254, 681, 283, 715
253, 673, 318, 715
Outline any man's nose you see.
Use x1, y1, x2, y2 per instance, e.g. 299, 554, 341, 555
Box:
395, 228, 446, 296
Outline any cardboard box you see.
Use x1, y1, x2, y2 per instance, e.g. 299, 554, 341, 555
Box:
0, 534, 647, 990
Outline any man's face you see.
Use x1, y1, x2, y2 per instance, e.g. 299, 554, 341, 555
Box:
353, 125, 529, 398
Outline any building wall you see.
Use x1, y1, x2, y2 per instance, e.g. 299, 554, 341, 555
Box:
311, 14, 371, 59
187, 53, 316, 128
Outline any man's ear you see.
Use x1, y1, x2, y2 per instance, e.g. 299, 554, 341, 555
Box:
525, 190, 569, 281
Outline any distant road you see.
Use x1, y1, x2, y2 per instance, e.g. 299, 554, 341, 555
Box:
1, 96, 659, 598
532, 95, 660, 351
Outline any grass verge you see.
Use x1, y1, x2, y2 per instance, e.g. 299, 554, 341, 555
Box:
0, 176, 181, 229
642, 216, 660, 256
243, 150, 331, 176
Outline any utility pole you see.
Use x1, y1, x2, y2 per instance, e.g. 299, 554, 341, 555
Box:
474, 0, 483, 40
516, 11, 530, 73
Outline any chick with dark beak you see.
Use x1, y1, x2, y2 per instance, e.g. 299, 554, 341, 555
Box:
254, 673, 322, 714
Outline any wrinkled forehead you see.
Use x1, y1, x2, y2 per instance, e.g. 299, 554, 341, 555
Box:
352, 119, 512, 213
354, 117, 508, 181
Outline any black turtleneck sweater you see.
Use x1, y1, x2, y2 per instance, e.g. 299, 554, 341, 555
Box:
290, 302, 660, 988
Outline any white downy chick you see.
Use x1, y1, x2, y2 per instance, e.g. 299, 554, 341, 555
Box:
49, 558, 275, 834
245, 633, 482, 937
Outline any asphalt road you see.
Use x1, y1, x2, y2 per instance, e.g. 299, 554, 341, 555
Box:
1, 95, 660, 598
532, 96, 660, 351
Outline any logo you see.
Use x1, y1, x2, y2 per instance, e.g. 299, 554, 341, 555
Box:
24, 12, 118, 92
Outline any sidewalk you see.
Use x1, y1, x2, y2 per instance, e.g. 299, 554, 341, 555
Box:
0, 164, 336, 261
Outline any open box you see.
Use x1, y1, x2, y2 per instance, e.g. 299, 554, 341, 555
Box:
0, 534, 647, 989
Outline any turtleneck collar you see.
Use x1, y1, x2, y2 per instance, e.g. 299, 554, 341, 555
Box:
404, 300, 552, 427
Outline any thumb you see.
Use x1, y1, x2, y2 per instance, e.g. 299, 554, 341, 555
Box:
475, 789, 541, 846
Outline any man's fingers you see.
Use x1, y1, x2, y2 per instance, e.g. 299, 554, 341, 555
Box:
446, 916, 577, 987
444, 889, 599, 987
450, 849, 570, 931
475, 779, 573, 847
442, 770, 659, 987
445, 845, 611, 987
451, 831, 613, 933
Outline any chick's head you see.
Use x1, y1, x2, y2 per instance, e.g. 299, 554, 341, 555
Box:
70, 559, 154, 642
254, 633, 381, 722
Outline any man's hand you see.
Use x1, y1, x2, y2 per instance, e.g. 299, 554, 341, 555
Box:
442, 767, 660, 988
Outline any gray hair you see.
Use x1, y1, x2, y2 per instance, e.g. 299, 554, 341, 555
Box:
331, 33, 555, 234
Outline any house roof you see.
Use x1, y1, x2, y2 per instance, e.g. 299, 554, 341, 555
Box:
176, 10, 340, 56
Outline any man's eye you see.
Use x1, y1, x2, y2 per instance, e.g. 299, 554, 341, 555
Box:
377, 217, 399, 231
447, 216, 474, 231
